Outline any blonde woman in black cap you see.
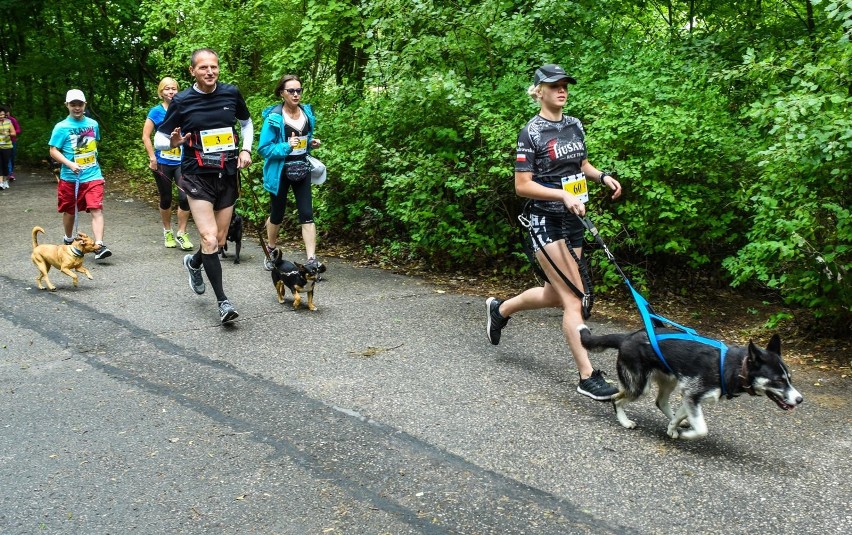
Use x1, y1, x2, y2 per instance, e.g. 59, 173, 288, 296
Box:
485, 63, 623, 401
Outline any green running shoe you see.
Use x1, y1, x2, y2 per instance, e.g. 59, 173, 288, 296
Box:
175, 232, 194, 251
164, 229, 178, 248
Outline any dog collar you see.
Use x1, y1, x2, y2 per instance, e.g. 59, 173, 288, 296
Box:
69, 245, 84, 257
738, 357, 757, 397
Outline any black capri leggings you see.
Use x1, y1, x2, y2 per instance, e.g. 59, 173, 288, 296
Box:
0, 148, 11, 177
269, 175, 313, 225
153, 163, 189, 211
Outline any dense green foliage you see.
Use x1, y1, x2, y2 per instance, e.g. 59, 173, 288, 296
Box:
0, 0, 849, 334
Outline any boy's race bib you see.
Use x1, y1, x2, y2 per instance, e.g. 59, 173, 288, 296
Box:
561, 173, 589, 203
74, 151, 97, 169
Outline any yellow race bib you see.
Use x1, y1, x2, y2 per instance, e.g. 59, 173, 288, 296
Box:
561, 173, 589, 203
199, 127, 236, 154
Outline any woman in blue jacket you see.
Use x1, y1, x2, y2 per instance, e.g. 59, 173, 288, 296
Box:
257, 74, 321, 271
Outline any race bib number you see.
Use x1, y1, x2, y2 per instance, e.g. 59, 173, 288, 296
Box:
290, 135, 308, 156
561, 173, 588, 203
74, 151, 97, 169
199, 127, 236, 154
160, 146, 182, 161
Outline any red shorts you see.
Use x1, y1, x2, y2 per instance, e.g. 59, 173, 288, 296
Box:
57, 179, 105, 214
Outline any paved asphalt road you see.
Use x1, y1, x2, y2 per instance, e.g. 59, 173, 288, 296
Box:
1, 170, 850, 534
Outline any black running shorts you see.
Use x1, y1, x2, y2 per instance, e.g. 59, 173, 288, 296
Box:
178, 172, 238, 211
527, 209, 584, 250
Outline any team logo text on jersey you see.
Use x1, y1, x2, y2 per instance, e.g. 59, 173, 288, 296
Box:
547, 138, 584, 161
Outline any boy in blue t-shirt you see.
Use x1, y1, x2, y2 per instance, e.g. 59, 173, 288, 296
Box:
48, 89, 112, 259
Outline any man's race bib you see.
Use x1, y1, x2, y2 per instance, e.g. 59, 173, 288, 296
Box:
160, 146, 182, 162
561, 173, 588, 203
199, 127, 236, 154
290, 135, 308, 156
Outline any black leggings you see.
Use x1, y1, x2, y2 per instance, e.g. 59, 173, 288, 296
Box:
0, 148, 11, 177
153, 164, 189, 211
269, 176, 313, 225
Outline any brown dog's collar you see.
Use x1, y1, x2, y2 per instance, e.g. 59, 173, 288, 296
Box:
69, 245, 84, 257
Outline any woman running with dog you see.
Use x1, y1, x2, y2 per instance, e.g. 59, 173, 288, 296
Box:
257, 74, 322, 273
154, 48, 253, 324
485, 63, 623, 401
142, 76, 194, 251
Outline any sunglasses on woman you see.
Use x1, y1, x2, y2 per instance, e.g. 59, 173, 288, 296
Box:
284, 88, 304, 95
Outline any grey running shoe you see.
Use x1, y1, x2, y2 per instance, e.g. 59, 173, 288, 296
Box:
305, 256, 320, 272
94, 244, 112, 260
577, 370, 618, 401
218, 300, 239, 323
183, 254, 205, 295
263, 246, 276, 271
485, 297, 509, 345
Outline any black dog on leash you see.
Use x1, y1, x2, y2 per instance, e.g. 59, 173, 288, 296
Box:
579, 325, 803, 440
218, 212, 243, 264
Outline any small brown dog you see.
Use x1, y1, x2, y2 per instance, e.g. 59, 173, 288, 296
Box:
31, 226, 99, 290
268, 248, 326, 310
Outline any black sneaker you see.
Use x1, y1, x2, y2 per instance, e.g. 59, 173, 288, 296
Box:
577, 370, 619, 401
94, 244, 112, 260
183, 254, 205, 295
485, 297, 509, 345
63, 237, 74, 245
218, 300, 239, 323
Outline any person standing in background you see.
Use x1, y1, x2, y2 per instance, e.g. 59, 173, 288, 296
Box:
1, 104, 20, 181
0, 107, 13, 190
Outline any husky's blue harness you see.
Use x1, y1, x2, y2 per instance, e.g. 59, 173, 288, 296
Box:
580, 217, 731, 396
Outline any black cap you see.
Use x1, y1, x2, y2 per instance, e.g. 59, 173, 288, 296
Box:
534, 64, 577, 86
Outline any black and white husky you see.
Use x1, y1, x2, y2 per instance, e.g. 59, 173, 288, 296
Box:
578, 325, 803, 440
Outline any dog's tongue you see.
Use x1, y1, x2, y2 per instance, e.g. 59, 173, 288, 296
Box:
769, 393, 795, 410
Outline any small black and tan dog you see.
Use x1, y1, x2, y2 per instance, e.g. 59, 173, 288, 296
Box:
218, 212, 243, 264
268, 247, 326, 310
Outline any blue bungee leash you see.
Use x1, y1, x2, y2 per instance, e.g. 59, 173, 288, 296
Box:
578, 215, 730, 396
73, 175, 80, 237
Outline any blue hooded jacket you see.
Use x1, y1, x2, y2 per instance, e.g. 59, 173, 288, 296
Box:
258, 103, 316, 196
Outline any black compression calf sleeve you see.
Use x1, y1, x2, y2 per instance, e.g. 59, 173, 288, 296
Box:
201, 252, 227, 302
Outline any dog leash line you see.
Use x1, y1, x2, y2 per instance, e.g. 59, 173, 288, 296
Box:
237, 169, 273, 263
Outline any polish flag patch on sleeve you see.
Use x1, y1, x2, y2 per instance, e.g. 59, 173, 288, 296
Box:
516, 153, 526, 162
